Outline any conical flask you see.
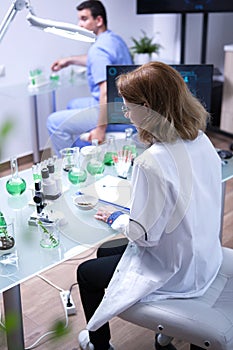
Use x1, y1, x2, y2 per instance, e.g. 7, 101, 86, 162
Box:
6, 156, 26, 196
123, 128, 137, 159
68, 147, 87, 185
104, 135, 117, 165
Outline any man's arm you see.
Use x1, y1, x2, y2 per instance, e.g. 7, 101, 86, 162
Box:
51, 55, 87, 71
88, 81, 108, 143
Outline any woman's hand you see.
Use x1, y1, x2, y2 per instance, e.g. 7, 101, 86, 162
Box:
94, 205, 116, 223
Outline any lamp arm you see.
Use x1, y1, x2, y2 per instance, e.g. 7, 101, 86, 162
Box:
0, 0, 28, 42
0, 0, 96, 43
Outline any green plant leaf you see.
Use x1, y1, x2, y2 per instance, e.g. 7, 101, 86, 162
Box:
0, 119, 14, 158
130, 29, 162, 54
0, 120, 14, 138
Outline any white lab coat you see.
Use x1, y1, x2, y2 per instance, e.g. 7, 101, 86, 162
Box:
87, 132, 223, 331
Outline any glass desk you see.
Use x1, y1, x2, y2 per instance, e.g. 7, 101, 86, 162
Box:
1, 148, 233, 350
0, 168, 115, 350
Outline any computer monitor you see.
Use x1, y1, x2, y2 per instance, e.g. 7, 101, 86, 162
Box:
107, 64, 213, 124
137, 0, 233, 14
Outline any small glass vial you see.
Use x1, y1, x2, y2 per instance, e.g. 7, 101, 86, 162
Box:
32, 163, 42, 182
6, 156, 26, 196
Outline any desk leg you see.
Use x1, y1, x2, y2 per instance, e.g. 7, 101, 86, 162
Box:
29, 95, 40, 164
52, 90, 56, 112
3, 285, 25, 350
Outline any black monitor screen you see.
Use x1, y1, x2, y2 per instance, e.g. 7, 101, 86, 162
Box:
137, 0, 233, 14
107, 64, 213, 124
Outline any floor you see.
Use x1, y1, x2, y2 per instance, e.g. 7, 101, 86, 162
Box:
0, 129, 233, 350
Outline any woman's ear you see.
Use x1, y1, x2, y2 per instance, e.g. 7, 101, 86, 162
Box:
143, 103, 151, 114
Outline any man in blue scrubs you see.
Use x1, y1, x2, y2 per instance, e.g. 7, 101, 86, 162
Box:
47, 0, 132, 155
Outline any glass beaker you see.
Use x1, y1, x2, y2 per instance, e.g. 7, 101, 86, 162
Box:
60, 147, 79, 172
37, 219, 60, 249
6, 156, 26, 196
68, 147, 87, 185
86, 140, 105, 176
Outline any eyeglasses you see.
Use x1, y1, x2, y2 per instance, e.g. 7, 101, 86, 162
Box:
121, 103, 143, 116
121, 104, 131, 115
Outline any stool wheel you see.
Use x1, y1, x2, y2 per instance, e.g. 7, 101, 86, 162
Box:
154, 334, 177, 350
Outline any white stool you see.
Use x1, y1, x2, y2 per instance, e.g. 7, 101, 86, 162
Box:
119, 247, 233, 350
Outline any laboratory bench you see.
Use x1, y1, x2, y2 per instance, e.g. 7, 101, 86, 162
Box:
0, 142, 233, 350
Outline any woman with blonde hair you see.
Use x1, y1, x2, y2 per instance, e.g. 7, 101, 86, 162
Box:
77, 62, 222, 350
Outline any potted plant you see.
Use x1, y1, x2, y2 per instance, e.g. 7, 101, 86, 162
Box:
130, 30, 162, 64
0, 212, 15, 253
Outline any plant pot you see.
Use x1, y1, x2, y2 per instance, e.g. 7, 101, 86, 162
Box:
134, 53, 159, 65
134, 53, 152, 65
0, 236, 15, 251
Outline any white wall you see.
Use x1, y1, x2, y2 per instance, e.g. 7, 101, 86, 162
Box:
0, 0, 233, 163
0, 0, 93, 162
185, 12, 233, 69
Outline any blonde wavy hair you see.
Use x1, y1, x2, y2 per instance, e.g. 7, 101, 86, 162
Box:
116, 61, 210, 144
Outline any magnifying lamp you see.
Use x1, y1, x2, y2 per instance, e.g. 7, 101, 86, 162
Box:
0, 0, 96, 43
26, 13, 96, 42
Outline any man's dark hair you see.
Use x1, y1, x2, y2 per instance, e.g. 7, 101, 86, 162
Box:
77, 1, 107, 27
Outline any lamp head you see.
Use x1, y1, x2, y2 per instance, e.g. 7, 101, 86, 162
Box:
26, 13, 96, 42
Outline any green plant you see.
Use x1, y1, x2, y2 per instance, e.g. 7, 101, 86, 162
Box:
130, 30, 162, 55
0, 119, 14, 159
38, 220, 58, 246
0, 212, 15, 249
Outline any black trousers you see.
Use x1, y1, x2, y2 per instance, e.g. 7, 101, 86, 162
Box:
77, 238, 128, 350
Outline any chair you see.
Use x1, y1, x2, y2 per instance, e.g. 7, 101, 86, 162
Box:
119, 247, 233, 350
